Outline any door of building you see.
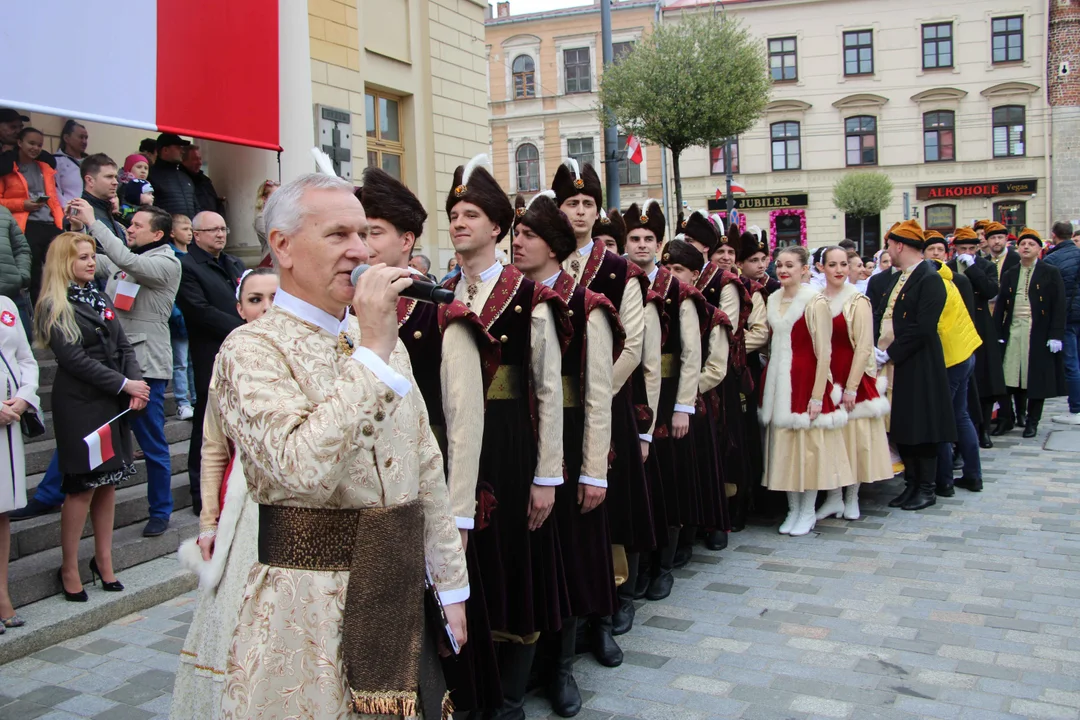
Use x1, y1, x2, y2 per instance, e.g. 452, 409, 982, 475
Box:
845, 214, 881, 256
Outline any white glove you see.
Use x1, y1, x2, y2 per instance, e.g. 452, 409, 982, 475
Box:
957, 254, 975, 268
874, 347, 890, 366
1048, 340, 1062, 354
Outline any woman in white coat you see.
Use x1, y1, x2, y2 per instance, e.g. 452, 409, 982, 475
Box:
170, 268, 276, 720
0, 294, 41, 627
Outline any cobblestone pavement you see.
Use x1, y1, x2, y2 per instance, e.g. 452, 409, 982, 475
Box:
2, 400, 1079, 720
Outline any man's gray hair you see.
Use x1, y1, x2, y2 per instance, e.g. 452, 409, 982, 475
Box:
412, 254, 431, 273
263, 173, 356, 238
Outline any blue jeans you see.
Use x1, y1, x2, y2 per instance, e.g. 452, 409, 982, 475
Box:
938, 355, 981, 486
13, 290, 32, 343
171, 335, 195, 409
33, 454, 64, 506
1063, 323, 1080, 414
131, 379, 173, 519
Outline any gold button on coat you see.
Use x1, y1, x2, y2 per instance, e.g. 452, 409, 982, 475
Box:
413, 330, 422, 339
500, 334, 509, 342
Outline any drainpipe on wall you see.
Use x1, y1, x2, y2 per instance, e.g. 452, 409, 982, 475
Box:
1042, 0, 1052, 231
655, 0, 671, 224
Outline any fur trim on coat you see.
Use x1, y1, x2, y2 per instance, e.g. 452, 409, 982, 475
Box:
177, 460, 249, 592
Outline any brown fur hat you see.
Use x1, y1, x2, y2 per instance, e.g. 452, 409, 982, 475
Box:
358, 166, 427, 238
680, 210, 719, 252
624, 199, 666, 243
552, 158, 603, 209
593, 207, 627, 253
445, 153, 514, 241
515, 191, 576, 262
661, 239, 705, 273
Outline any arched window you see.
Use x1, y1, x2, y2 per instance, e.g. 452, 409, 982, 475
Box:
512, 55, 535, 99
516, 143, 540, 192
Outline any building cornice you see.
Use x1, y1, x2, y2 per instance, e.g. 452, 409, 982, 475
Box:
487, 0, 656, 27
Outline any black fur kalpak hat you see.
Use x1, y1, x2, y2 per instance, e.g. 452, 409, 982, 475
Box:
551, 158, 603, 209
513, 191, 576, 262
680, 210, 719, 252
358, 166, 427, 238
624, 199, 666, 243
593, 207, 626, 253
446, 153, 514, 241
661, 238, 705, 273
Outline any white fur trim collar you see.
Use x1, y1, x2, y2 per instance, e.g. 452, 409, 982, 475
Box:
824, 282, 859, 318
177, 459, 251, 592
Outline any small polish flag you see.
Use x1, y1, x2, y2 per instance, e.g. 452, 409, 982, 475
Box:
715, 188, 722, 201
83, 409, 130, 470
625, 135, 643, 165
113, 279, 140, 311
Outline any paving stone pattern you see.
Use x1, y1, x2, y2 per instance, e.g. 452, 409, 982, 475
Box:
2, 400, 1079, 720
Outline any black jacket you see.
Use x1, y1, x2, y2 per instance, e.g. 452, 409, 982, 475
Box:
994, 261, 1067, 400
884, 261, 956, 446
148, 159, 197, 218
948, 255, 1006, 400
867, 267, 899, 343
988, 249, 1021, 283
175, 242, 244, 363
1043, 241, 1080, 324
186, 168, 223, 216
50, 296, 141, 475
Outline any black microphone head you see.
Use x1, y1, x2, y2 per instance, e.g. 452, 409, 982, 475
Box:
349, 264, 372, 286
431, 286, 456, 304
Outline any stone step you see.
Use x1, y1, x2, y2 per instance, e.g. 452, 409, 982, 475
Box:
0, 554, 198, 665
38, 383, 179, 415
7, 508, 200, 609
10, 473, 194, 562
23, 418, 192, 475
37, 358, 56, 387
25, 441, 191, 499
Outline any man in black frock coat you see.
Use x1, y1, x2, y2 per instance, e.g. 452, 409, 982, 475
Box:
876, 220, 956, 511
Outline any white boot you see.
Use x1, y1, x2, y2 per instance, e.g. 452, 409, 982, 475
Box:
843, 484, 861, 520
789, 491, 818, 536
815, 489, 844, 520
779, 491, 801, 534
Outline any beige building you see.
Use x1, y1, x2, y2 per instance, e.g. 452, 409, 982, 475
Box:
666, 0, 1051, 255
23, 0, 488, 269
485, 0, 664, 210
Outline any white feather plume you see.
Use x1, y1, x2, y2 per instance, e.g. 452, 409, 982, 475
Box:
599, 207, 609, 221
310, 147, 338, 177
643, 198, 661, 217
562, 157, 581, 178
526, 189, 557, 211
710, 213, 726, 236
461, 153, 492, 186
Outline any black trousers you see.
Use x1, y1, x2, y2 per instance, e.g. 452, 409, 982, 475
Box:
187, 351, 216, 505
897, 443, 937, 490
25, 220, 62, 305
1005, 388, 1044, 423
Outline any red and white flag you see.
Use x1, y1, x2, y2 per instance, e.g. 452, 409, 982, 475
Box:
113, 279, 140, 312
626, 135, 643, 165
84, 409, 131, 470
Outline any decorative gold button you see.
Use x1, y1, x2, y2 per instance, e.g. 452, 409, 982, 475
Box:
514, 305, 523, 313
666, 298, 672, 304
413, 330, 422, 339
375, 410, 385, 421
500, 334, 509, 342
384, 457, 393, 468
568, 309, 574, 317
385, 390, 395, 402
361, 423, 374, 437
609, 273, 616, 279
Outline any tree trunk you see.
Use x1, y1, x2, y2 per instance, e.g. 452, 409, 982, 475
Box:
859, 215, 865, 255
671, 149, 683, 233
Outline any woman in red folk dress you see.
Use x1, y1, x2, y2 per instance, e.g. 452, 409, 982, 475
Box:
815, 247, 893, 522
759, 246, 853, 537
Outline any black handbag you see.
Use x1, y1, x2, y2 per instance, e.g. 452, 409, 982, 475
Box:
0, 350, 45, 439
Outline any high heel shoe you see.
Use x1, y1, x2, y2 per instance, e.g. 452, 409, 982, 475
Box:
1, 614, 25, 628
89, 558, 124, 592
56, 568, 88, 602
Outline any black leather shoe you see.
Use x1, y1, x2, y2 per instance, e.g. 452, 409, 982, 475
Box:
548, 620, 581, 717
632, 565, 651, 600
89, 557, 124, 592
902, 489, 937, 511
612, 598, 635, 636
979, 429, 994, 449
10, 498, 61, 521
1023, 421, 1038, 438
672, 544, 693, 569
935, 484, 955, 498
589, 617, 623, 667
143, 517, 169, 537
991, 418, 1014, 436
645, 571, 674, 601
954, 476, 983, 492
888, 480, 916, 508
56, 568, 87, 603
1016, 410, 1027, 428
705, 530, 727, 551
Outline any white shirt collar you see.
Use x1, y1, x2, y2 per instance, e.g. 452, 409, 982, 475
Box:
540, 270, 561, 288
274, 288, 349, 337
647, 266, 659, 284
466, 261, 502, 285
577, 240, 593, 257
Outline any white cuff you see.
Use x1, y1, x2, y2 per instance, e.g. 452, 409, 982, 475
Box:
352, 347, 411, 398
674, 404, 696, 415
579, 475, 607, 488
455, 516, 475, 530
118, 378, 128, 394
438, 584, 470, 606
533, 476, 563, 487
639, 433, 653, 443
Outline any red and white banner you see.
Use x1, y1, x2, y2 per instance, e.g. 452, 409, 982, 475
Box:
626, 135, 643, 165
113, 279, 140, 312
1, 1, 280, 151
83, 409, 130, 470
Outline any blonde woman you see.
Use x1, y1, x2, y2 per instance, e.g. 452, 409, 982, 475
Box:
171, 268, 278, 720
34, 233, 149, 601
252, 179, 279, 265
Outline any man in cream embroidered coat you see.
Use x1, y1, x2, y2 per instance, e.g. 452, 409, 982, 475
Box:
214, 174, 468, 719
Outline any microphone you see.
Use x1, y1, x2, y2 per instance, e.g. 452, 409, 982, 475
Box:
350, 264, 456, 304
